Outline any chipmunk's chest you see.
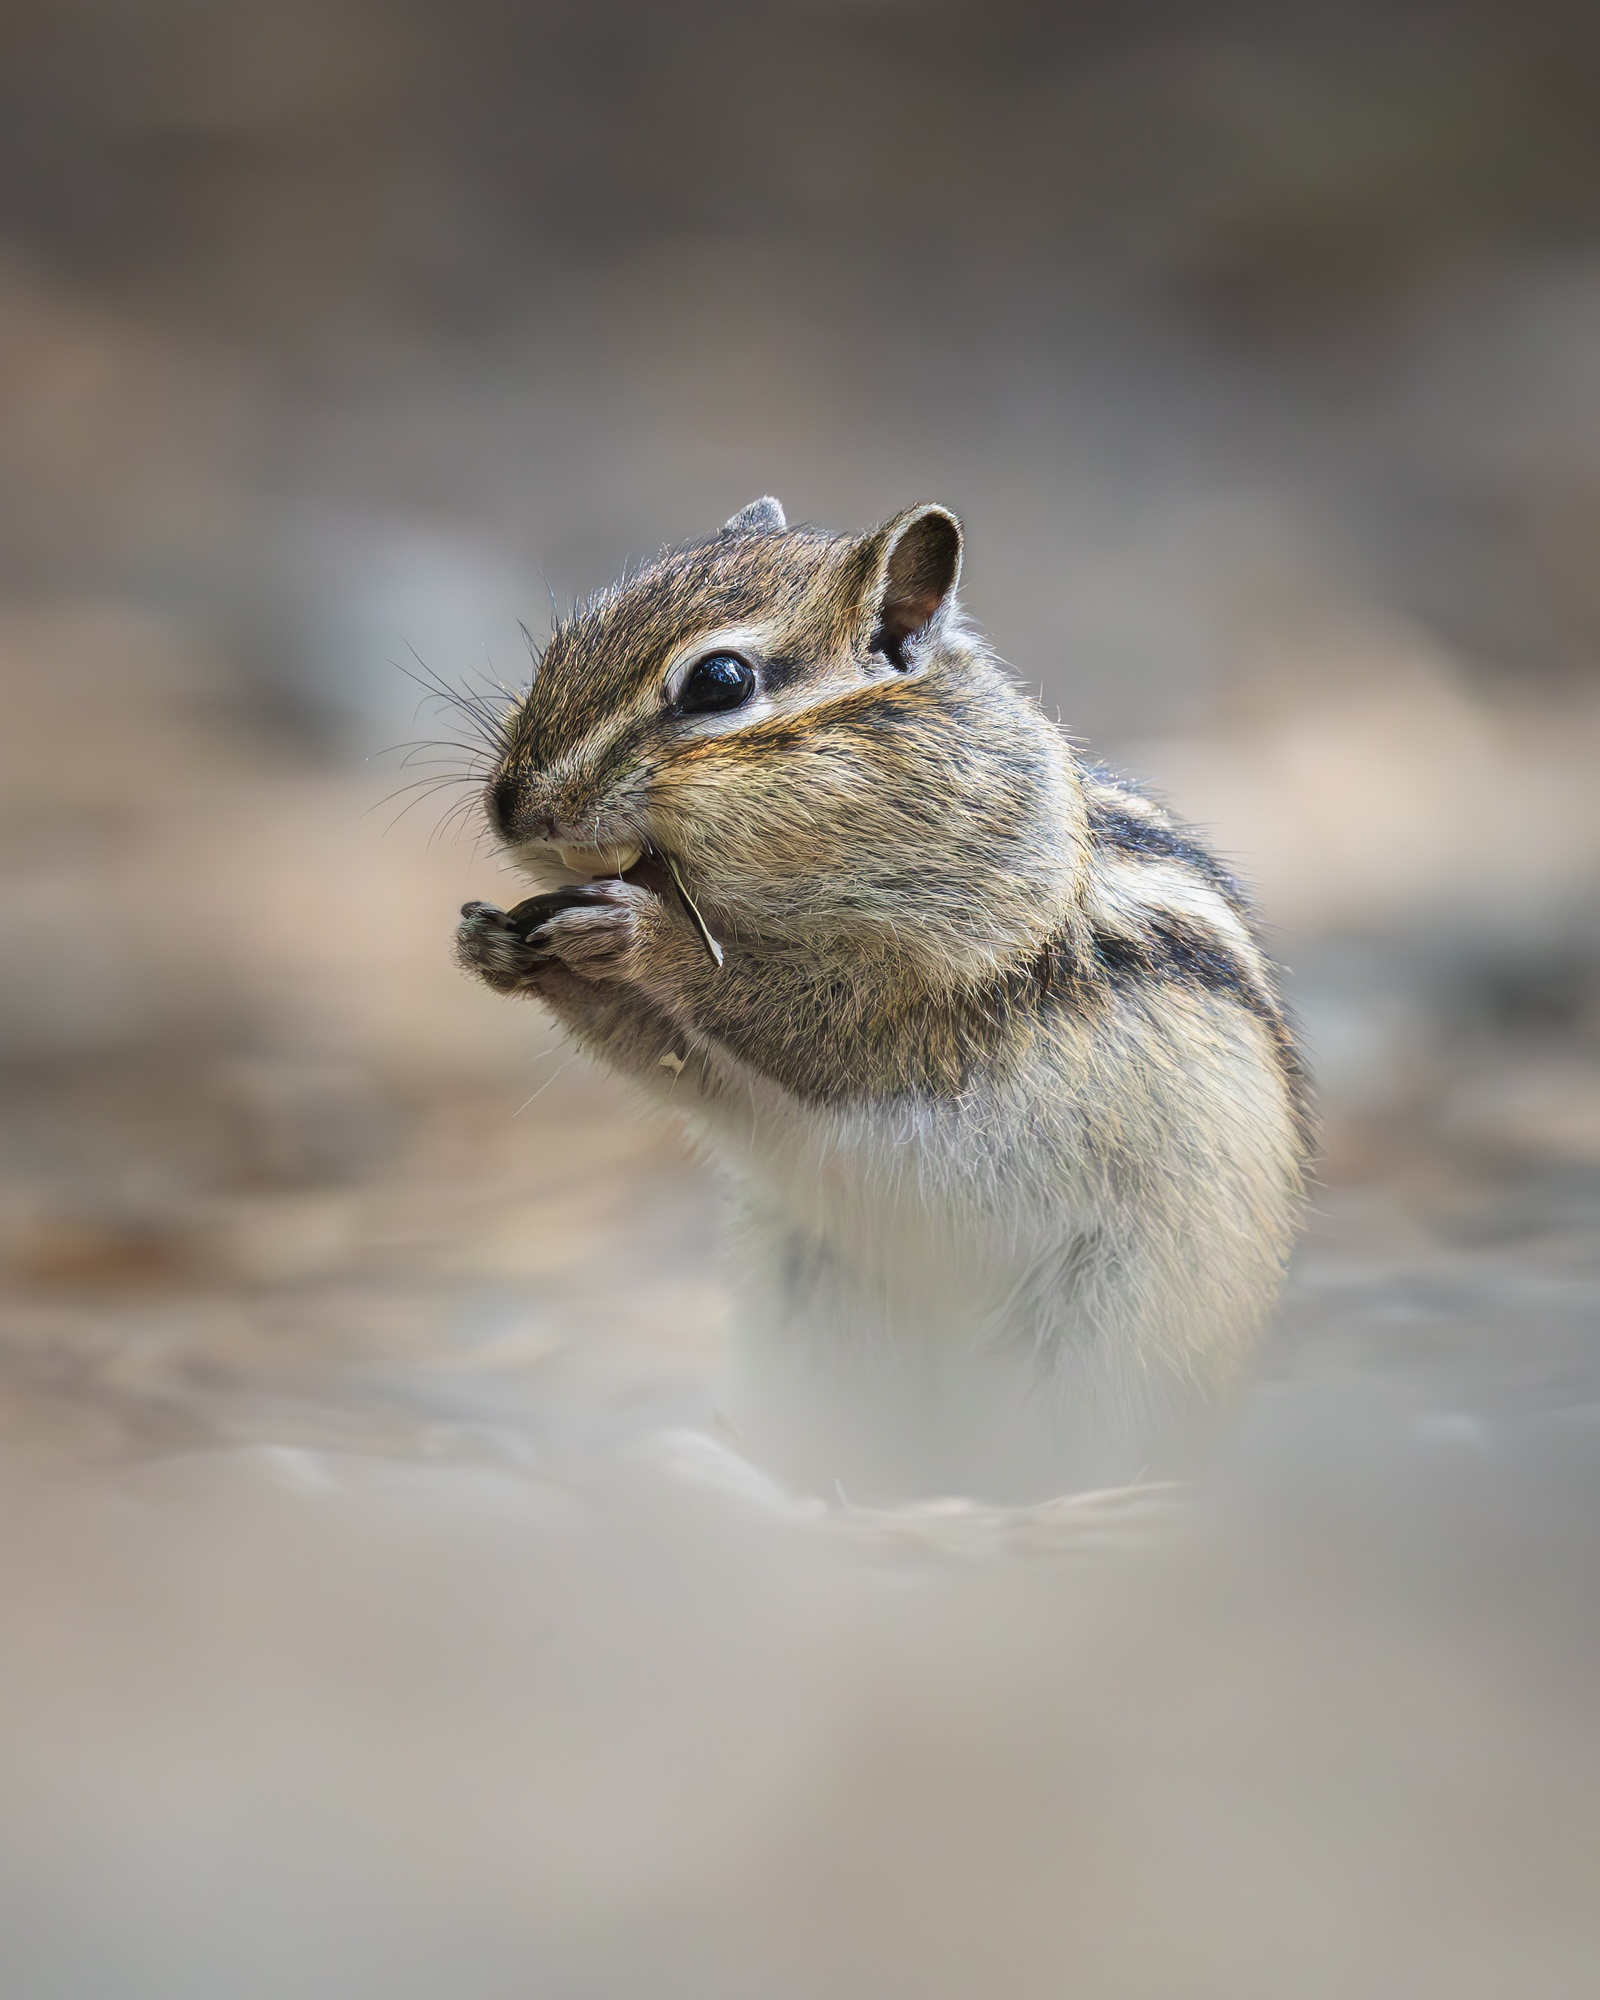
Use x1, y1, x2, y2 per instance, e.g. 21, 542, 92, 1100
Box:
688, 1072, 1084, 1294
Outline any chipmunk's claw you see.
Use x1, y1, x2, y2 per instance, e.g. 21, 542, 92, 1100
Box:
456, 900, 551, 992
456, 882, 668, 990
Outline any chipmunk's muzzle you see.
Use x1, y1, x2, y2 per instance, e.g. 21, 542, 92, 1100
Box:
486, 772, 541, 844
485, 764, 720, 961
503, 834, 650, 882
486, 774, 644, 878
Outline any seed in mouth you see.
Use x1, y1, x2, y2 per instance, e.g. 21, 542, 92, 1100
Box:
554, 842, 643, 878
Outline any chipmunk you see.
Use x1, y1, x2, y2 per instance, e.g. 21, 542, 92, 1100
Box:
457, 497, 1311, 1501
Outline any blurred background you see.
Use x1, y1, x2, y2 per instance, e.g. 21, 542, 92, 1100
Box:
2, 1, 1600, 1994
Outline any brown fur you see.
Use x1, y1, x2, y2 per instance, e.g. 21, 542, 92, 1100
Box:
457, 499, 1311, 1501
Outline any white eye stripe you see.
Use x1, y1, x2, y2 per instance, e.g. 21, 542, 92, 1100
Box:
658, 622, 904, 743
661, 624, 777, 705
672, 673, 903, 745
516, 638, 897, 775
669, 691, 779, 741
655, 623, 773, 741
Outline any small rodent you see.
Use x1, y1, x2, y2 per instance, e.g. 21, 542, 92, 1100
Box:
457, 496, 1311, 1501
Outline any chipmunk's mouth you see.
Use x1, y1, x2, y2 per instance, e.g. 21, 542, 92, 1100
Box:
621, 851, 674, 897
516, 839, 719, 962
535, 840, 673, 899
552, 842, 643, 878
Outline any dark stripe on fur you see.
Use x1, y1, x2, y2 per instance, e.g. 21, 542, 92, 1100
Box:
1077, 771, 1312, 1157
1038, 914, 1315, 1165
1085, 797, 1248, 911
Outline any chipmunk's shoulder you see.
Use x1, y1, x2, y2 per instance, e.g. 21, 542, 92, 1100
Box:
1077, 762, 1250, 914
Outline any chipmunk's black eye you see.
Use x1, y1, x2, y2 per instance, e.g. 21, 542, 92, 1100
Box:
678, 651, 755, 715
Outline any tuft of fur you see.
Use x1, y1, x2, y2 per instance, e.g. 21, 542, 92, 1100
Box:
457, 498, 1312, 1501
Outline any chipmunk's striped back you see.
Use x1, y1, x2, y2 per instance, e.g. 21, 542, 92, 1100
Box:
1067, 765, 1314, 1158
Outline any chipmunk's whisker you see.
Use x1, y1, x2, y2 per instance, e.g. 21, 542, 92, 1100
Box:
394, 654, 518, 758
375, 741, 495, 774
367, 773, 480, 813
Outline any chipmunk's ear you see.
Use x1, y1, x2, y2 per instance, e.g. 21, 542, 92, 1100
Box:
722, 495, 787, 536
860, 503, 963, 666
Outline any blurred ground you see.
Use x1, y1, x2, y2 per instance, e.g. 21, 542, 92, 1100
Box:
2, 1, 1600, 1994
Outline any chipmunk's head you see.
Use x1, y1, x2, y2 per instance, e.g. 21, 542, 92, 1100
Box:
483, 497, 1082, 974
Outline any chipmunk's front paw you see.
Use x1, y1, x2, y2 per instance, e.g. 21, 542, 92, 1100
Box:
456, 899, 553, 992
533, 878, 665, 983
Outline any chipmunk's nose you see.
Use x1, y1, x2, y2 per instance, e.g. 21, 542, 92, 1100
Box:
487, 773, 552, 843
